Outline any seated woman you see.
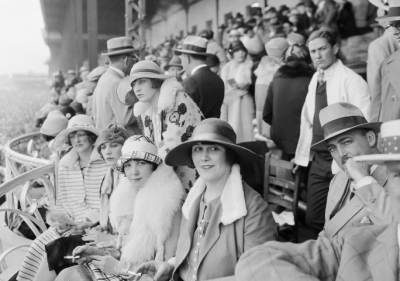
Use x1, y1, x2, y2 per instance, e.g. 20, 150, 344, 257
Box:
116, 60, 204, 192
55, 135, 185, 281
16, 115, 108, 281
135, 118, 277, 280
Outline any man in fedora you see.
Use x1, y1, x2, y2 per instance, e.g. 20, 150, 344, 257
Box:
235, 119, 400, 281
199, 29, 227, 66
92, 36, 140, 135
312, 103, 390, 239
175, 36, 225, 119
370, 0, 400, 122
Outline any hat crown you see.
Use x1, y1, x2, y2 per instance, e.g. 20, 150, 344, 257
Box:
107, 37, 133, 50
129, 60, 163, 76
192, 118, 237, 144
40, 113, 69, 136
67, 114, 95, 129
319, 102, 365, 127
182, 36, 208, 50
389, 0, 400, 8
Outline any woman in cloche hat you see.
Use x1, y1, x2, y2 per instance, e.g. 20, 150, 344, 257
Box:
116, 60, 204, 192
56, 135, 184, 281
134, 118, 277, 280
17, 115, 109, 281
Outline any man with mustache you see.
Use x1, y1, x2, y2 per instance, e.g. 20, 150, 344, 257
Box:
294, 30, 370, 238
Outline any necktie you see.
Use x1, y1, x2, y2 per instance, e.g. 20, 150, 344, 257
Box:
317, 68, 325, 85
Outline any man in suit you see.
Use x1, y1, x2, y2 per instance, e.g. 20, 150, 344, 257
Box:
314, 103, 390, 239
368, 1, 400, 121
92, 37, 140, 135
175, 36, 224, 119
235, 119, 400, 281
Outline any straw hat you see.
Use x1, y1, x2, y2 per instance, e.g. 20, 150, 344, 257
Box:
101, 37, 138, 56
117, 61, 173, 105
376, 0, 400, 21
164, 55, 183, 71
312, 103, 381, 147
40, 110, 69, 137
354, 119, 400, 164
265, 37, 289, 58
52, 114, 100, 151
115, 135, 163, 173
165, 118, 262, 166
174, 36, 212, 57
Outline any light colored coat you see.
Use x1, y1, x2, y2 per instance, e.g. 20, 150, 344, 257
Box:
207, 39, 228, 66
236, 223, 399, 281
294, 60, 370, 173
172, 165, 276, 281
320, 165, 391, 239
367, 31, 399, 122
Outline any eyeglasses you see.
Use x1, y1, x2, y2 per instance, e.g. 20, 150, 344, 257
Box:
385, 23, 400, 32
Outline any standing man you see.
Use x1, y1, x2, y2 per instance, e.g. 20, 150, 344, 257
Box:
175, 36, 225, 119
199, 29, 228, 66
92, 37, 140, 135
294, 30, 370, 238
370, 1, 400, 122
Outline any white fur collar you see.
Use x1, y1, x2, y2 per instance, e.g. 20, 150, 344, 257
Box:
133, 77, 183, 117
59, 148, 102, 169
182, 164, 247, 225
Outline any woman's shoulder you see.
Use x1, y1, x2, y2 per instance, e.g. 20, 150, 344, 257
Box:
242, 182, 267, 209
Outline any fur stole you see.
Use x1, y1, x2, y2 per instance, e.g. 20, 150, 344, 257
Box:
182, 164, 247, 226
120, 163, 185, 266
109, 175, 137, 236
133, 77, 183, 117
275, 61, 315, 79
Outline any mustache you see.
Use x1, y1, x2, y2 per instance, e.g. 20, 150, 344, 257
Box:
341, 156, 350, 165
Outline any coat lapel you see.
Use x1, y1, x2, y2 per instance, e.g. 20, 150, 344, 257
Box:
368, 224, 398, 281
326, 172, 349, 220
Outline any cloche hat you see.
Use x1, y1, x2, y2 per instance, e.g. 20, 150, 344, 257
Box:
95, 124, 130, 156
312, 102, 381, 147
165, 118, 262, 166
40, 110, 69, 137
102, 37, 138, 56
174, 36, 212, 57
117, 61, 173, 105
52, 114, 100, 151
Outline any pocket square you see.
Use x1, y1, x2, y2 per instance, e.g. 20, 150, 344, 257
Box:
360, 216, 372, 224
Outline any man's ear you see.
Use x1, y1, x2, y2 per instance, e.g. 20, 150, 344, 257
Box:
332, 44, 339, 56
366, 130, 377, 147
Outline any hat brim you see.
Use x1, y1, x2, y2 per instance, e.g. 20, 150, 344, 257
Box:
165, 139, 262, 167
174, 49, 213, 57
52, 126, 100, 151
353, 153, 400, 165
117, 73, 174, 105
101, 48, 138, 56
311, 122, 382, 147
369, 0, 389, 11
376, 15, 400, 21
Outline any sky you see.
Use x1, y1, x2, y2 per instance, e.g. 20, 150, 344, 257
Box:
0, 0, 50, 75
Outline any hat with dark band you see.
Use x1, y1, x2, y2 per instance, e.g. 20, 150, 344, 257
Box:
102, 37, 138, 56
174, 36, 212, 57
312, 102, 382, 147
376, 0, 400, 21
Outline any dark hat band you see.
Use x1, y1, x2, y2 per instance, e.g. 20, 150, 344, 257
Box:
388, 6, 400, 17
108, 46, 134, 52
323, 116, 368, 138
182, 44, 207, 53
130, 68, 162, 75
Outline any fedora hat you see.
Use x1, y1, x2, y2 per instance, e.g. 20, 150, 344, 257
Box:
174, 36, 212, 57
354, 120, 400, 164
117, 61, 173, 105
164, 55, 183, 71
376, 0, 400, 21
101, 37, 138, 56
52, 114, 100, 151
312, 102, 382, 147
165, 118, 262, 166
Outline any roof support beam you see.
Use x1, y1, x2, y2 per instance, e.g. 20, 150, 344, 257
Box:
87, 0, 98, 71
75, 0, 84, 70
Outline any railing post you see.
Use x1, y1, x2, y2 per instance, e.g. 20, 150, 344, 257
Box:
48, 141, 59, 201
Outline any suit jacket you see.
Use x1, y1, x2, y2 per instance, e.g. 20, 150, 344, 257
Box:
92, 68, 139, 135
236, 223, 399, 281
320, 165, 390, 239
373, 49, 400, 122
367, 32, 399, 122
172, 182, 276, 281
183, 66, 224, 119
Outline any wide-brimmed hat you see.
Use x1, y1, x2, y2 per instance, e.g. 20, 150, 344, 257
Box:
164, 55, 183, 71
101, 37, 138, 56
376, 0, 400, 21
174, 36, 212, 57
312, 102, 382, 147
117, 61, 172, 105
95, 124, 130, 156
354, 120, 400, 164
115, 135, 163, 173
52, 114, 100, 151
165, 118, 262, 166
40, 110, 69, 137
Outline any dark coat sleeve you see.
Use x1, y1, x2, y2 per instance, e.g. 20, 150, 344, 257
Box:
263, 81, 274, 125
183, 77, 200, 104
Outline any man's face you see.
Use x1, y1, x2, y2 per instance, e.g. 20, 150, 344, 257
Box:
385, 161, 400, 223
386, 21, 400, 44
327, 129, 375, 171
308, 37, 338, 70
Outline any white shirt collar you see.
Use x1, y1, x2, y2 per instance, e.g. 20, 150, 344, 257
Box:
191, 64, 207, 75
109, 66, 125, 77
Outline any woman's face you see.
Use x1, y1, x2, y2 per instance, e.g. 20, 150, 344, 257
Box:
167, 66, 182, 76
123, 159, 154, 189
132, 78, 159, 103
68, 130, 93, 153
192, 143, 231, 185
233, 49, 247, 63
100, 142, 123, 166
